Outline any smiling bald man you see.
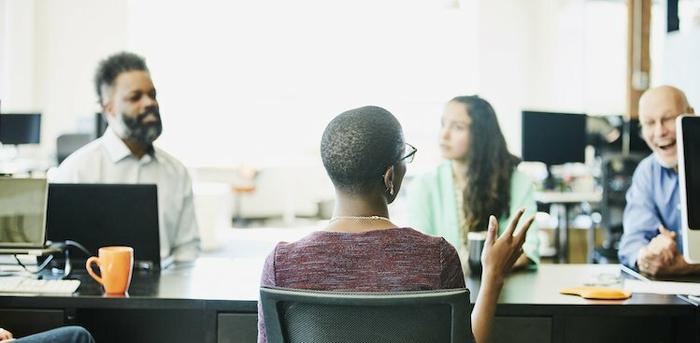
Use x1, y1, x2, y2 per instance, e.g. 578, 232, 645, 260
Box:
619, 85, 699, 276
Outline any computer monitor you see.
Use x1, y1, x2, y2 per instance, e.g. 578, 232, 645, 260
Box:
678, 116, 700, 263
0, 178, 49, 255
46, 184, 162, 270
0, 113, 41, 145
522, 111, 587, 165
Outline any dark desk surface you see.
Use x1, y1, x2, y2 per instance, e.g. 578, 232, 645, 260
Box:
1, 260, 693, 314
1, 257, 264, 312
3, 261, 698, 343
468, 264, 694, 316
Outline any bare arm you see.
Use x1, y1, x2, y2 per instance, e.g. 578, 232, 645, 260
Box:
471, 209, 535, 343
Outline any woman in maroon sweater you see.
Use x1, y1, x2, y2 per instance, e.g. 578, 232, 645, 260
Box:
258, 106, 534, 343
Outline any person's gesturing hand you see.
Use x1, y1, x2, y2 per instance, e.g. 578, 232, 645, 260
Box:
481, 208, 536, 283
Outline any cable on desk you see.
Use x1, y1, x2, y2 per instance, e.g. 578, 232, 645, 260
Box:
47, 240, 93, 257
44, 240, 94, 278
13, 254, 54, 274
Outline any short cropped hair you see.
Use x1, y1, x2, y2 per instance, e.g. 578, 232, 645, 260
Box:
320, 106, 404, 193
94, 52, 149, 104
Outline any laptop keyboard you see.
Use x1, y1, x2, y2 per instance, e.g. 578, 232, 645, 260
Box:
0, 276, 80, 294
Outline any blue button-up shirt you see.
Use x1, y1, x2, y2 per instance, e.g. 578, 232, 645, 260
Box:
619, 155, 682, 268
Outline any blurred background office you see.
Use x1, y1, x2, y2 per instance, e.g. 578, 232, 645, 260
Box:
0, 0, 698, 262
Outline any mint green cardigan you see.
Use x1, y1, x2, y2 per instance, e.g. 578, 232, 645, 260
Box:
407, 161, 540, 265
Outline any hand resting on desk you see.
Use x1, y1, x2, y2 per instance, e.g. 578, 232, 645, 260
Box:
0, 328, 13, 342
638, 225, 700, 276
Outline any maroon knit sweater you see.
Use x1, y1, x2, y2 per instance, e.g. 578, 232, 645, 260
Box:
257, 227, 466, 343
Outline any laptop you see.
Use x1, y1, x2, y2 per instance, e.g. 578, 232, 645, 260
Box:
678, 116, 700, 263
0, 178, 51, 255
46, 183, 162, 270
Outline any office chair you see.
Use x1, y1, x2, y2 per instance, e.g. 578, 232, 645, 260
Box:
56, 133, 93, 164
260, 286, 473, 343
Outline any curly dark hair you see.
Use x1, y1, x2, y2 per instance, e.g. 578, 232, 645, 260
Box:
321, 106, 404, 194
94, 52, 149, 104
451, 95, 520, 232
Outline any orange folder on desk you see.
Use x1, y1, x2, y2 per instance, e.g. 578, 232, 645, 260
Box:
560, 286, 631, 300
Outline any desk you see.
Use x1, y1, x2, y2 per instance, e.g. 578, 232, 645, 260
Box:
535, 191, 603, 263
0, 258, 261, 343
469, 264, 697, 343
1, 262, 696, 343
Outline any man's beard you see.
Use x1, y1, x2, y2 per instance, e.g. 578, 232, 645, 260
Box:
110, 108, 163, 146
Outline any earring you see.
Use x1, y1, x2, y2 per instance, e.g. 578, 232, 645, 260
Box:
388, 184, 395, 196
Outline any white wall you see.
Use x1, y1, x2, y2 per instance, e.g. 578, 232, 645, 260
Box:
446, 0, 628, 156
33, 0, 127, 157
0, 0, 6, 102
1, 0, 639, 167
1, 0, 37, 110
525, 1, 628, 116
660, 2, 700, 108
474, 0, 539, 156
0, 0, 127, 158
124, 0, 479, 173
664, 27, 700, 109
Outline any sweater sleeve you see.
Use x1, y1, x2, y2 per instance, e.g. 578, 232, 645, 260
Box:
440, 239, 466, 288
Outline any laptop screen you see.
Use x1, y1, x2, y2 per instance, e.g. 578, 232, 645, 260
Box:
0, 178, 48, 249
46, 183, 161, 270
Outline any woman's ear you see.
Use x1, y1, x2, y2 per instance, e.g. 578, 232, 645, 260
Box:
383, 166, 395, 196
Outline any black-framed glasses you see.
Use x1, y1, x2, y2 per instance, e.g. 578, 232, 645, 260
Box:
398, 143, 417, 164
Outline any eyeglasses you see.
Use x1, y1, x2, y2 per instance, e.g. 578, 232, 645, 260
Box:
639, 113, 690, 135
398, 143, 417, 164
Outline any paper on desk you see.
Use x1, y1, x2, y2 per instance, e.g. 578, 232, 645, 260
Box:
624, 279, 700, 296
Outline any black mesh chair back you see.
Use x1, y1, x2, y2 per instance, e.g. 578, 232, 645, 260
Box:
56, 133, 93, 164
260, 286, 473, 343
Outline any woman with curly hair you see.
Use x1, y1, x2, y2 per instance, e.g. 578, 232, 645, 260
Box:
409, 95, 540, 272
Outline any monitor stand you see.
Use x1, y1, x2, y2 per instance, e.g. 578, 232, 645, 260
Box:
543, 165, 557, 190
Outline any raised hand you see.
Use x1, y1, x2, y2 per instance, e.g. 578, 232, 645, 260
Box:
481, 208, 536, 282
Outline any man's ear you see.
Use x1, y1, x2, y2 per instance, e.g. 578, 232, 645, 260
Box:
689, 106, 695, 115
100, 86, 116, 119
102, 101, 114, 119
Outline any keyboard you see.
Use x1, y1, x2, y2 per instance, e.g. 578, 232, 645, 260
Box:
0, 277, 80, 294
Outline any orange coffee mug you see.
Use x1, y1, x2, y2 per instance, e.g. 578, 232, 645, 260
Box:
86, 246, 134, 294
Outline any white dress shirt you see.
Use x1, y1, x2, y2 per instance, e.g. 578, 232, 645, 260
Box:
50, 128, 200, 262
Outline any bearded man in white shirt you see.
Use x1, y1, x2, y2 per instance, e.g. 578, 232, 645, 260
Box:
52, 52, 200, 262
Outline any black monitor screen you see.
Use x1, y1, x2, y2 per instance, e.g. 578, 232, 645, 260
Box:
522, 111, 587, 165
47, 183, 161, 269
681, 117, 700, 230
0, 113, 41, 144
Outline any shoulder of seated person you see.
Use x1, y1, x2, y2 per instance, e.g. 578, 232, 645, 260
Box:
153, 147, 188, 169
54, 143, 104, 175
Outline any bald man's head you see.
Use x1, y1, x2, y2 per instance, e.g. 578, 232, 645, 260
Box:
638, 85, 695, 168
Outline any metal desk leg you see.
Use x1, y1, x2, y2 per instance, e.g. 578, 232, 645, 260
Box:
558, 204, 570, 264
587, 212, 596, 263
552, 204, 561, 263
